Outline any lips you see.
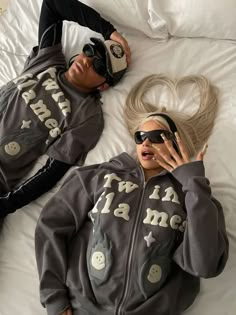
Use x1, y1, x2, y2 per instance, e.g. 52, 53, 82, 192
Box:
75, 62, 84, 73
141, 150, 155, 160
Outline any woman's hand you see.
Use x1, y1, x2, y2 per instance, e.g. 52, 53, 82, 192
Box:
110, 31, 131, 65
60, 308, 73, 315
152, 132, 208, 172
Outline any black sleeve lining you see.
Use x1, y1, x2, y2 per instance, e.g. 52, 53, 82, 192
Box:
0, 157, 71, 217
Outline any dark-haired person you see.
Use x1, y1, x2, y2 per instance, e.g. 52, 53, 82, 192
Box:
35, 74, 228, 315
0, 0, 130, 219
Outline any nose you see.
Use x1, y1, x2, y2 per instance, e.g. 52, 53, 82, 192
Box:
142, 137, 152, 146
82, 55, 93, 69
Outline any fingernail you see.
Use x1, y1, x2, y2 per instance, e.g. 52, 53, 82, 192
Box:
161, 133, 166, 140
202, 143, 208, 154
174, 132, 179, 139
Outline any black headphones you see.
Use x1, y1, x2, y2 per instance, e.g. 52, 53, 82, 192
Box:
147, 113, 178, 133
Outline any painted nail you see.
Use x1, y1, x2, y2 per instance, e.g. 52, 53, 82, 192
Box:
174, 132, 179, 139
202, 143, 208, 154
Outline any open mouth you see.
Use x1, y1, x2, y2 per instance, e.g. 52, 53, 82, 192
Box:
141, 151, 154, 160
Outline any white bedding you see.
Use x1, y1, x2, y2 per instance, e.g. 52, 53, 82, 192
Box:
0, 1, 236, 314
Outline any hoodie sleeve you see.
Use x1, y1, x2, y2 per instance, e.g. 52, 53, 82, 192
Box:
35, 169, 94, 315
38, 0, 116, 48
171, 161, 229, 278
0, 158, 70, 218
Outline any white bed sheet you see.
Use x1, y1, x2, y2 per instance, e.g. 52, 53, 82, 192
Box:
0, 1, 236, 315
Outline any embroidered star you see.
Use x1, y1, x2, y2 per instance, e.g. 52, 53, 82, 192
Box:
21, 120, 32, 129
144, 232, 156, 247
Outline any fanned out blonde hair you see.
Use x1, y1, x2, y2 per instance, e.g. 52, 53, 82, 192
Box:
124, 74, 218, 157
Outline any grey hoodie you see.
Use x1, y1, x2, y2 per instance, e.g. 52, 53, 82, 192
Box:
35, 152, 228, 315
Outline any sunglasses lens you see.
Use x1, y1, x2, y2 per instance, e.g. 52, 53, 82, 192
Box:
148, 131, 163, 143
134, 131, 144, 144
82, 44, 95, 57
134, 130, 173, 144
83, 44, 108, 78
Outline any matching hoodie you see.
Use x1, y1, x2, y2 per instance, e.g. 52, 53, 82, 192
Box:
35, 152, 228, 315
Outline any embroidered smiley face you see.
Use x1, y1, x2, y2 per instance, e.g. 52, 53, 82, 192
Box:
147, 264, 162, 283
4, 141, 21, 156
91, 251, 106, 271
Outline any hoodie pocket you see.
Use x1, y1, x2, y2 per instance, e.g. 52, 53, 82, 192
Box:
139, 254, 171, 298
87, 228, 113, 286
0, 129, 45, 161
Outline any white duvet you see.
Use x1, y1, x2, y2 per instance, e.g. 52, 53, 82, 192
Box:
0, 1, 235, 314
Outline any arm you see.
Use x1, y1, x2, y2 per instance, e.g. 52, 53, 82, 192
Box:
35, 170, 94, 314
153, 133, 229, 278
0, 157, 71, 217
172, 161, 229, 278
38, 0, 116, 48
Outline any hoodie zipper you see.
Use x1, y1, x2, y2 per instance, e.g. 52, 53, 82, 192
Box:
116, 167, 146, 315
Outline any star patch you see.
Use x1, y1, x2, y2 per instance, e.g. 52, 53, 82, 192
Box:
144, 231, 156, 248
21, 120, 32, 129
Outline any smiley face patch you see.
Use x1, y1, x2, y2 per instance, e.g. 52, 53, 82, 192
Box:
4, 141, 21, 156
147, 264, 162, 283
139, 255, 171, 298
91, 251, 106, 270
87, 229, 112, 285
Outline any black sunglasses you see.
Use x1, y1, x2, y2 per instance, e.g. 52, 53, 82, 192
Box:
82, 44, 108, 79
134, 129, 173, 144
134, 129, 179, 152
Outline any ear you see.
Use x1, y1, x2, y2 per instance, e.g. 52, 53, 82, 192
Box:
97, 82, 110, 91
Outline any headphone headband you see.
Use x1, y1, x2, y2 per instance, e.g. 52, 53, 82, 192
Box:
147, 113, 177, 134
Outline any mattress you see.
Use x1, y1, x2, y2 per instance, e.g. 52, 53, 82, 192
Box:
0, 0, 235, 314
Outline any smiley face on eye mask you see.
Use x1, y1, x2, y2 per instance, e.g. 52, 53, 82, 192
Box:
4, 141, 21, 156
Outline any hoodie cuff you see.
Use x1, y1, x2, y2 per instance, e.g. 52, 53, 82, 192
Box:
45, 297, 70, 315
171, 161, 205, 186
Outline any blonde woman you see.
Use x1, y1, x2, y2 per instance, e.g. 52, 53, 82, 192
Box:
35, 74, 228, 315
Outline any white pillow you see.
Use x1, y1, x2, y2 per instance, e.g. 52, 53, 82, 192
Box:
80, 0, 168, 39
148, 0, 236, 40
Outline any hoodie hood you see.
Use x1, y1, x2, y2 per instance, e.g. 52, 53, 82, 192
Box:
99, 152, 139, 173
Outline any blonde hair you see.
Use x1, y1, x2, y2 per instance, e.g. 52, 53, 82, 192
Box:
124, 74, 218, 157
